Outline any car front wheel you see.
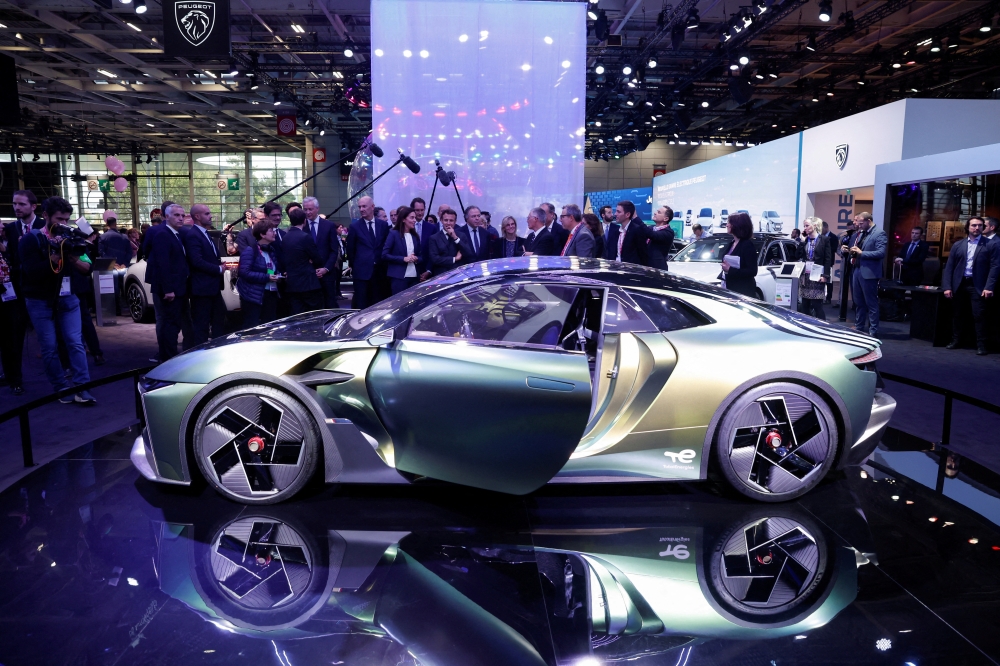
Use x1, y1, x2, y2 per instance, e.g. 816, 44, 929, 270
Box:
126, 280, 153, 323
193, 384, 320, 504
714, 382, 838, 502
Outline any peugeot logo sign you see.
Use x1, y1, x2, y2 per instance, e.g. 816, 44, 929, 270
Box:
835, 144, 849, 170
175, 2, 216, 47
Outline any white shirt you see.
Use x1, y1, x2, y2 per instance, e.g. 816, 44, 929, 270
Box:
404, 233, 417, 278
616, 220, 631, 261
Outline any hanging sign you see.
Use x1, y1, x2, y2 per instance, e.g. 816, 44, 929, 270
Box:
276, 114, 297, 136
313, 148, 327, 163
163, 0, 231, 58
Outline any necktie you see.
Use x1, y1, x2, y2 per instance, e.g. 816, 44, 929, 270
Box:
906, 242, 915, 259
560, 227, 576, 256
368, 222, 374, 241
527, 231, 535, 248
472, 228, 479, 254
310, 221, 317, 241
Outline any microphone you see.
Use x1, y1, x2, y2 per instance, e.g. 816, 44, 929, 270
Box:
367, 142, 384, 158
434, 159, 455, 186
398, 148, 421, 174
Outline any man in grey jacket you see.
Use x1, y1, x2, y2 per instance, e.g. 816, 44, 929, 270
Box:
559, 204, 595, 258
848, 212, 887, 338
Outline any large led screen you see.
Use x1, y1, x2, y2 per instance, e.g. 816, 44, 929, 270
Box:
370, 0, 585, 230
652, 134, 801, 237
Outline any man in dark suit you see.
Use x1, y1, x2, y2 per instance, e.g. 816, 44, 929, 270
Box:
0, 189, 42, 394
412, 196, 439, 280
607, 200, 649, 265
541, 202, 568, 247
942, 217, 999, 355
524, 207, 557, 256
599, 205, 619, 258
559, 204, 595, 258
821, 221, 839, 303
456, 206, 491, 265
146, 203, 192, 361
894, 226, 929, 286
302, 196, 342, 308
184, 204, 226, 345
428, 209, 464, 276
345, 195, 389, 309
848, 212, 888, 338
282, 208, 324, 314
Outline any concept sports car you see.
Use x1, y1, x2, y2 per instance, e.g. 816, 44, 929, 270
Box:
130, 257, 895, 504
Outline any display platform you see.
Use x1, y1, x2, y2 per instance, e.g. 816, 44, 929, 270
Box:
2, 425, 1000, 665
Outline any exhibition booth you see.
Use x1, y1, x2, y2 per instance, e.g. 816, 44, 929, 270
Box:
652, 99, 1000, 286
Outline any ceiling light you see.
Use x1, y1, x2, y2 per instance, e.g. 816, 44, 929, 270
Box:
521, 63, 531, 71
594, 64, 605, 74
344, 48, 354, 58
272, 94, 281, 106
754, 0, 767, 13
217, 122, 226, 127
587, 10, 598, 20
146, 123, 154, 127
595, 121, 601, 127
332, 71, 344, 79
930, 37, 942, 53
827, 90, 834, 96
97, 68, 117, 78
768, 70, 778, 79
319, 129, 325, 136
806, 34, 818, 51
857, 73, 866, 85
403, 49, 412, 57
818, 0, 833, 22
622, 65, 632, 76
647, 58, 657, 68
812, 96, 820, 102
739, 53, 750, 66
729, 60, 740, 71
135, 0, 147, 14
202, 70, 217, 78
126, 22, 141, 31
980, 17, 993, 32
686, 9, 700, 30
290, 24, 304, 33
701, 100, 709, 108
250, 84, 259, 90
626, 95, 635, 106
420, 49, 430, 58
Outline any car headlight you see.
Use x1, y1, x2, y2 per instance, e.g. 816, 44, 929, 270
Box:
848, 347, 881, 366
139, 377, 175, 392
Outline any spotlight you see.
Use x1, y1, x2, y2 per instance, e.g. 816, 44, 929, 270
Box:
980, 16, 992, 32
587, 9, 598, 20
701, 100, 710, 108
594, 10, 609, 41
622, 65, 632, 76
738, 53, 750, 66
32, 153, 39, 161
753, 0, 767, 14
344, 48, 354, 58
135, 0, 147, 13
686, 9, 700, 30
857, 72, 866, 85
729, 60, 740, 71
272, 93, 281, 106
595, 64, 605, 74
626, 94, 635, 106
929, 36, 942, 53
818, 0, 832, 22
319, 129, 325, 136
806, 33, 818, 51
647, 57, 657, 68
146, 153, 153, 163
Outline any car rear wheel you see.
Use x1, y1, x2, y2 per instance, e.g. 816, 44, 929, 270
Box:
126, 280, 153, 323
714, 382, 838, 502
193, 384, 320, 504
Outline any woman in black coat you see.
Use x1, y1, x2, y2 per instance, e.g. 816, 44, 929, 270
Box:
721, 212, 759, 298
490, 215, 527, 258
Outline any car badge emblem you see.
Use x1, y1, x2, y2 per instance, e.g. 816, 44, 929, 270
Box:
175, 2, 216, 47
835, 144, 849, 170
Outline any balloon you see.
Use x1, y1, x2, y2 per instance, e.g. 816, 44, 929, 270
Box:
113, 177, 128, 192
111, 159, 126, 176
104, 155, 118, 171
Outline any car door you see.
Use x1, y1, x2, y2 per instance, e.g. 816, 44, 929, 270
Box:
576, 290, 677, 457
367, 279, 593, 494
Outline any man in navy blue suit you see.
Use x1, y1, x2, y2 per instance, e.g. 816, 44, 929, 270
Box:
412, 196, 439, 280
184, 203, 226, 345
456, 206, 491, 264
302, 196, 342, 308
345, 195, 389, 309
146, 203, 192, 361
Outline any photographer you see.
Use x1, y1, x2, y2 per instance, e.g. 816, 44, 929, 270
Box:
17, 197, 96, 404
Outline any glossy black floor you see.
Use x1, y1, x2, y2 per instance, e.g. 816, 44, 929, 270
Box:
3, 427, 1000, 666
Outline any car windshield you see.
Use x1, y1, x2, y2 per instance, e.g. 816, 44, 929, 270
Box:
671, 238, 733, 262
327, 281, 457, 339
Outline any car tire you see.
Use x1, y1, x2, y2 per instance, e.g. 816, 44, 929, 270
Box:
714, 382, 838, 502
193, 384, 320, 504
126, 280, 153, 323
699, 508, 835, 628
754, 288, 764, 301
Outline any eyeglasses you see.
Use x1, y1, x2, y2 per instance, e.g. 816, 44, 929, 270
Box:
559, 213, 571, 218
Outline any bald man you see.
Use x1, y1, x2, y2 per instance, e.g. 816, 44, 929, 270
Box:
345, 195, 389, 308
184, 203, 226, 344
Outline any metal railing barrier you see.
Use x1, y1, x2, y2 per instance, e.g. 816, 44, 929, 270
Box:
879, 371, 1000, 446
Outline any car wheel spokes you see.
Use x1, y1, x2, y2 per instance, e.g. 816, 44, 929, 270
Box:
204, 396, 305, 497
729, 394, 827, 494
720, 517, 819, 609
127, 285, 144, 321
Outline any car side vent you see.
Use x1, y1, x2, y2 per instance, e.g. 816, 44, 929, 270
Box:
287, 369, 355, 387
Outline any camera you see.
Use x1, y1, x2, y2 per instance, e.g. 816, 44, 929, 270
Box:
48, 223, 92, 256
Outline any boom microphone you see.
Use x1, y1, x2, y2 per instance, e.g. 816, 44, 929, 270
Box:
398, 148, 421, 174
367, 142, 384, 158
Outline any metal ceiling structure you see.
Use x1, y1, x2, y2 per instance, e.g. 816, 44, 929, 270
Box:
0, 0, 998, 160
